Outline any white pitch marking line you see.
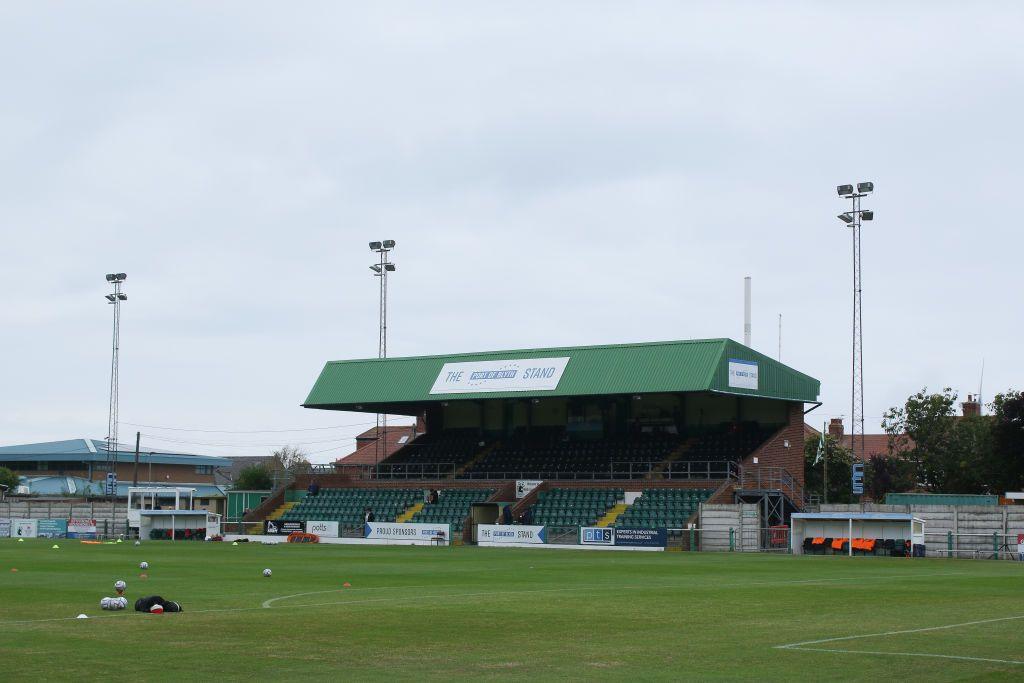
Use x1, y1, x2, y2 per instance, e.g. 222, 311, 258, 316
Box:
786, 646, 1024, 666
0, 571, 975, 626
776, 614, 1024, 648
775, 614, 1024, 666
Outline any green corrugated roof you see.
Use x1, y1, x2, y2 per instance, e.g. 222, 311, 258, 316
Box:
303, 338, 819, 414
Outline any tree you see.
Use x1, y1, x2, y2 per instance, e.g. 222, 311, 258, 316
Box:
864, 454, 916, 500
0, 466, 19, 494
234, 464, 273, 491
804, 433, 856, 503
990, 390, 1024, 493
882, 387, 993, 494
270, 446, 310, 486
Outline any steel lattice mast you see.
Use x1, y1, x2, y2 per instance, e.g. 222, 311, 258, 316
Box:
369, 241, 396, 476
836, 184, 873, 466
104, 273, 127, 495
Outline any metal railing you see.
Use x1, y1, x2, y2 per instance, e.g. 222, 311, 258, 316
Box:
332, 460, 739, 481
736, 465, 806, 506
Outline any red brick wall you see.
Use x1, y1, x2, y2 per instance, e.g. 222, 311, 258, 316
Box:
740, 402, 806, 486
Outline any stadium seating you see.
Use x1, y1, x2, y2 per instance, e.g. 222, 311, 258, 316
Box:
530, 488, 623, 528
410, 488, 494, 533
676, 424, 776, 463
280, 488, 422, 525
461, 431, 684, 478
382, 430, 486, 473
613, 488, 714, 529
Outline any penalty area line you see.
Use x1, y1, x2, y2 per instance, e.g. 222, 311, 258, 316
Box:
775, 614, 1024, 666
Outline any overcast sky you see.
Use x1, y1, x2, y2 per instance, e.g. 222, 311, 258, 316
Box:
2, 3, 1021, 463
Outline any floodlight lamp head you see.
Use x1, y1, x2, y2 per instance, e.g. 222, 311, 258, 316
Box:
105, 274, 117, 282
369, 241, 382, 250
118, 293, 127, 300
369, 264, 382, 273
384, 263, 396, 271
117, 273, 126, 280
382, 239, 396, 249
857, 181, 874, 193
105, 294, 117, 302
861, 210, 874, 220
837, 184, 854, 197
837, 213, 854, 224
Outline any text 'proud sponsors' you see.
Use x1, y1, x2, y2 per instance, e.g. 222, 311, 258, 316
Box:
430, 357, 570, 395
477, 524, 547, 545
364, 522, 450, 540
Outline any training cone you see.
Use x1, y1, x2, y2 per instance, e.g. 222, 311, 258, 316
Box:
51, 544, 60, 549
343, 582, 351, 587
77, 614, 89, 619
17, 538, 24, 542
116, 539, 123, 543
10, 568, 17, 572
140, 573, 148, 579
231, 541, 238, 546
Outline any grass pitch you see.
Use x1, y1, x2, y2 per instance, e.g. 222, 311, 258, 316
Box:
1, 539, 1022, 680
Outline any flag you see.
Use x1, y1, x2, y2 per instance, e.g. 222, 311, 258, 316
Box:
814, 431, 825, 465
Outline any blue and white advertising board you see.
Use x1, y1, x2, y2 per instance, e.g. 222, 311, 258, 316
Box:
727, 359, 759, 390
0, 518, 10, 538
429, 357, 570, 395
477, 524, 547, 545
364, 522, 450, 542
36, 519, 67, 539
614, 528, 667, 547
580, 527, 615, 545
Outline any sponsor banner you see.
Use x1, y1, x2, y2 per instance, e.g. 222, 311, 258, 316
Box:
430, 357, 570, 395
13, 519, 38, 538
515, 480, 543, 499
580, 527, 615, 546
364, 522, 450, 540
264, 520, 305, 535
727, 359, 759, 390
614, 527, 667, 547
37, 519, 68, 539
67, 518, 98, 539
478, 524, 546, 545
306, 520, 340, 538
0, 518, 10, 538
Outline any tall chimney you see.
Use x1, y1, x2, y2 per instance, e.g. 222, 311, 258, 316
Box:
743, 276, 751, 347
961, 394, 981, 418
828, 418, 844, 438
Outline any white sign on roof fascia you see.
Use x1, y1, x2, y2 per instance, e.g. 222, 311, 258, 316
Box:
727, 359, 759, 390
430, 357, 570, 395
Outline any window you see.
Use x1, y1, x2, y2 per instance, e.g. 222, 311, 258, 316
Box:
195, 465, 213, 475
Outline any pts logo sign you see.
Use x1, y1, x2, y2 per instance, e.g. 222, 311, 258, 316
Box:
581, 528, 614, 545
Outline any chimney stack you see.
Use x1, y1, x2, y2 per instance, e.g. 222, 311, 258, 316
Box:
961, 394, 981, 418
828, 418, 844, 438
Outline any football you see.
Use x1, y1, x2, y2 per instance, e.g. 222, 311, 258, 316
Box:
263, 568, 272, 577
150, 604, 164, 614
114, 580, 126, 591
100, 597, 111, 609
139, 561, 149, 570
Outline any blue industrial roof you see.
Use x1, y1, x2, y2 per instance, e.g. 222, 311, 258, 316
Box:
0, 438, 232, 467
15, 476, 227, 498
791, 512, 918, 522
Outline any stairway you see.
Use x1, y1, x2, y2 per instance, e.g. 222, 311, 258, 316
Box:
454, 441, 501, 477
266, 502, 295, 520
596, 503, 628, 527
650, 438, 697, 477
396, 502, 424, 523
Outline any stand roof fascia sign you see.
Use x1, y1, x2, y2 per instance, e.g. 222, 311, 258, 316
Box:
302, 338, 819, 415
